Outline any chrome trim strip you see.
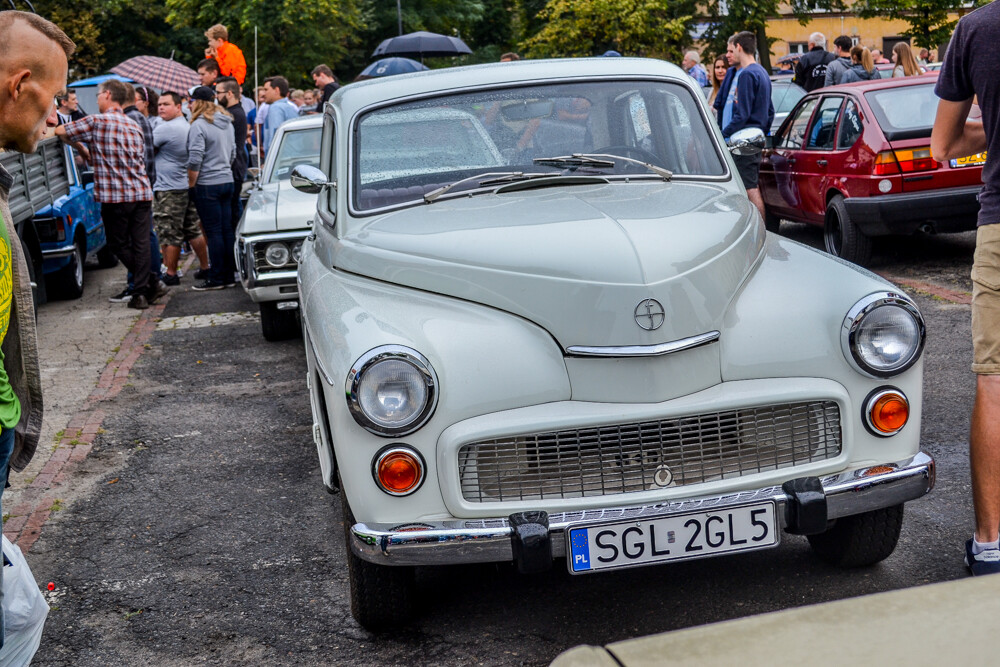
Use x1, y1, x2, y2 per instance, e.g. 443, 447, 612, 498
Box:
566, 331, 720, 358
252, 270, 299, 284
306, 334, 337, 388
41, 243, 77, 259
239, 230, 311, 244
349, 451, 934, 566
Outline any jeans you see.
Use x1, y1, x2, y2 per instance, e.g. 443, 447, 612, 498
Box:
191, 183, 235, 285
0, 426, 15, 648
127, 229, 163, 290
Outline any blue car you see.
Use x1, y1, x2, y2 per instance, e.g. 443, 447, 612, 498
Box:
33, 146, 116, 299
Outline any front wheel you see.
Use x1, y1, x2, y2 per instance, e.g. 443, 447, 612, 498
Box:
47, 237, 85, 300
259, 302, 301, 342
342, 486, 415, 630
824, 194, 872, 266
807, 504, 904, 567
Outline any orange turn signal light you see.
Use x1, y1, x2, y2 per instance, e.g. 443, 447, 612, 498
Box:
867, 391, 909, 435
374, 448, 423, 495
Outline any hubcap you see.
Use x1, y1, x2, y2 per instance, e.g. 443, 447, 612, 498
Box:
73, 245, 83, 286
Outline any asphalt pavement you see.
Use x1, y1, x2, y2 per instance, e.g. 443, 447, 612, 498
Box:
14, 224, 985, 665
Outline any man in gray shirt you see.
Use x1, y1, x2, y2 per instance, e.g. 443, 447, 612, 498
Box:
152, 92, 209, 285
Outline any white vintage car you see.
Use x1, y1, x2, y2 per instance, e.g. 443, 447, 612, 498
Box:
293, 58, 934, 630
236, 115, 322, 340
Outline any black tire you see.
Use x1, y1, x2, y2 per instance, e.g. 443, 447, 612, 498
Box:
824, 194, 872, 266
763, 209, 781, 234
47, 236, 85, 300
20, 238, 46, 313
96, 244, 119, 269
341, 485, 415, 631
259, 302, 301, 342
807, 504, 904, 568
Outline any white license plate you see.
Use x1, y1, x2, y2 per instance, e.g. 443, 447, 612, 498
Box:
566, 502, 778, 574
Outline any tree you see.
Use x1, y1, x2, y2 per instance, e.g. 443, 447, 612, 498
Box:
855, 0, 987, 49
521, 0, 698, 61
703, 0, 846, 72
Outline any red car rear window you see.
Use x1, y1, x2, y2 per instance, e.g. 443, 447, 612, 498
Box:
864, 83, 938, 141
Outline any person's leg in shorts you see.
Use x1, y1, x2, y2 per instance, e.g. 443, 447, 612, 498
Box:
733, 152, 765, 220
967, 223, 1000, 573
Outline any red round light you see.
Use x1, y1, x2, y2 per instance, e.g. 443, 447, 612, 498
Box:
377, 451, 422, 494
870, 393, 908, 433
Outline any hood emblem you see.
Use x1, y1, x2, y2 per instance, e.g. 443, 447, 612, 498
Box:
634, 299, 665, 331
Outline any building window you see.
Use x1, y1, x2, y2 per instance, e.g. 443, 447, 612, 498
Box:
788, 42, 808, 55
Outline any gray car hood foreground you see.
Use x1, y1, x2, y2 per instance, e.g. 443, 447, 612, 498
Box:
337, 181, 764, 349
241, 181, 318, 235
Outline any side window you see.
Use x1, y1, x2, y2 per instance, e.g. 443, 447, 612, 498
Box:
321, 116, 336, 218
779, 98, 819, 149
805, 97, 843, 150
837, 100, 863, 149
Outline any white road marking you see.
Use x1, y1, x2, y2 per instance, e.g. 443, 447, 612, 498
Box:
156, 312, 259, 331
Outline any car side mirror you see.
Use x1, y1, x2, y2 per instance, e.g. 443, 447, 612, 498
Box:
290, 165, 335, 195
728, 127, 766, 156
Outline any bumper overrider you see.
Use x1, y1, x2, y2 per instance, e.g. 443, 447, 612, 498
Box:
350, 452, 934, 572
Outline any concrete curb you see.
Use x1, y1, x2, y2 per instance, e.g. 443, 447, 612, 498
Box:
3, 257, 193, 553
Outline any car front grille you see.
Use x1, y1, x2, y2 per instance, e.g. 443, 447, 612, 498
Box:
457, 401, 842, 502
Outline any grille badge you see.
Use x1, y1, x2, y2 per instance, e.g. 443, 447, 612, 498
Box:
653, 464, 675, 487
635, 299, 665, 331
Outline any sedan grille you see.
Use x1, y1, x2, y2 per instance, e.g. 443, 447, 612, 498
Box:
458, 401, 841, 502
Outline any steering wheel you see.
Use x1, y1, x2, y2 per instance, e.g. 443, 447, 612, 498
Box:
591, 145, 664, 173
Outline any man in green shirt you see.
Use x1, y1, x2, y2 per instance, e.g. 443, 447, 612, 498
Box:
0, 10, 74, 648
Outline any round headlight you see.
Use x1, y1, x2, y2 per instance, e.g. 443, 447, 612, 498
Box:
842, 292, 925, 377
346, 346, 437, 436
291, 240, 303, 263
264, 242, 290, 267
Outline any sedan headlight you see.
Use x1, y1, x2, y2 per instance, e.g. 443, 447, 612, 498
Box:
264, 242, 290, 267
291, 240, 303, 263
346, 346, 438, 436
842, 292, 925, 378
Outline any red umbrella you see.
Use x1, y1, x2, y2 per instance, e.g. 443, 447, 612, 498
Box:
109, 56, 200, 93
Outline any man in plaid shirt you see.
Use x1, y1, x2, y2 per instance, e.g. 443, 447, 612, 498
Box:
55, 78, 166, 309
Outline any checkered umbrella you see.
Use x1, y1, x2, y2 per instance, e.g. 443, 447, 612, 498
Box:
109, 56, 200, 93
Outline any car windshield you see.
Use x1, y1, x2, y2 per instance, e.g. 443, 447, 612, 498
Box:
353, 80, 725, 211
267, 127, 322, 183
772, 82, 805, 114
864, 83, 938, 140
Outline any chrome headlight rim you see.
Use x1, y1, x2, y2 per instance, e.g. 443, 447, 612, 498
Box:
345, 345, 438, 437
841, 291, 925, 379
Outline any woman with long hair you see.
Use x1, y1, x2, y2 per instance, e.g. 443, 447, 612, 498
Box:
892, 42, 924, 77
186, 86, 237, 290
841, 45, 882, 83
707, 55, 729, 107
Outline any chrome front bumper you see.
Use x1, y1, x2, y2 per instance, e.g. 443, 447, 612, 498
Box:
350, 452, 934, 567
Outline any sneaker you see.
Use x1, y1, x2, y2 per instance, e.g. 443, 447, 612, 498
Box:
193, 268, 209, 280
162, 273, 181, 286
191, 280, 225, 291
109, 287, 134, 303
965, 539, 1000, 576
128, 293, 149, 310
147, 280, 169, 304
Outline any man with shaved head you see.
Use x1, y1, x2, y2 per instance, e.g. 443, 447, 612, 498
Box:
0, 10, 73, 650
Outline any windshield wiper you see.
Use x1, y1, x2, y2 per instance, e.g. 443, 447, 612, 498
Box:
533, 153, 672, 179
423, 171, 554, 203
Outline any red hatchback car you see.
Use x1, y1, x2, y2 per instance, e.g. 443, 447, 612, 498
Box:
758, 74, 983, 265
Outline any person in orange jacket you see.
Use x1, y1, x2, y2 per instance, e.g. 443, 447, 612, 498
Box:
204, 24, 246, 85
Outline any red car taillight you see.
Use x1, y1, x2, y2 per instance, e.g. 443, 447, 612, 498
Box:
873, 150, 900, 175
894, 147, 940, 173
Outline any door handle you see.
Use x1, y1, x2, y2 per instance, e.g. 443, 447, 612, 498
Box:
817, 159, 828, 166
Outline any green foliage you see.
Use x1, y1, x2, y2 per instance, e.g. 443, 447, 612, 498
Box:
521, 0, 697, 61
855, 0, 987, 48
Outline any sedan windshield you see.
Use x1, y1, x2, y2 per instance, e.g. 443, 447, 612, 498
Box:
267, 127, 322, 183
354, 80, 725, 211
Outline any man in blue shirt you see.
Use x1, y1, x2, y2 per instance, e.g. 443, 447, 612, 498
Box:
262, 76, 299, 153
682, 51, 709, 88
721, 31, 774, 220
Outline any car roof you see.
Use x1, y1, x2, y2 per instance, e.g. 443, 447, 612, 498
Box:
822, 72, 939, 93
272, 114, 323, 131
327, 58, 694, 118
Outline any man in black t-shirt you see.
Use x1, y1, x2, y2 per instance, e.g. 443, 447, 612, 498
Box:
311, 64, 340, 112
932, 1, 1000, 576
216, 77, 249, 231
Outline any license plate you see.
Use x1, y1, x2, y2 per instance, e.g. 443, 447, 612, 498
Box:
566, 502, 778, 574
951, 152, 987, 168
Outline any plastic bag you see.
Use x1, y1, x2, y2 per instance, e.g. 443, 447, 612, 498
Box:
0, 535, 48, 666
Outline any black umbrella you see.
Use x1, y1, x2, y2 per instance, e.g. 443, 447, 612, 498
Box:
372, 31, 472, 60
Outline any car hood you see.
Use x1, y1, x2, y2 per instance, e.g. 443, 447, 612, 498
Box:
336, 182, 764, 349
240, 181, 318, 235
